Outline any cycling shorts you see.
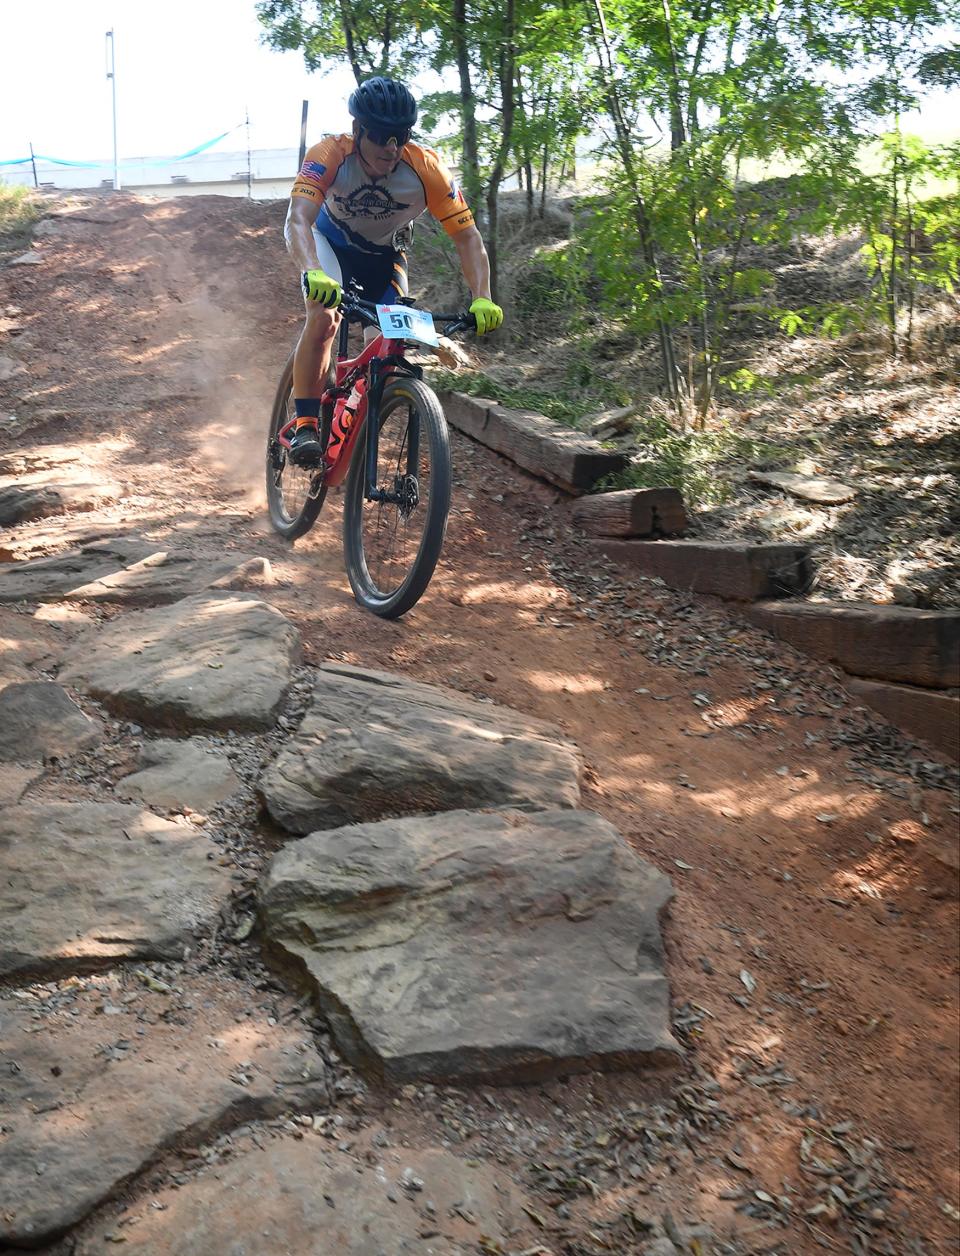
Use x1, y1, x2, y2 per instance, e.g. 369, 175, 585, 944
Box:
312, 228, 408, 305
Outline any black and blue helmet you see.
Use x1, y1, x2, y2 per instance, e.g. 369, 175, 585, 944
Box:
348, 77, 418, 134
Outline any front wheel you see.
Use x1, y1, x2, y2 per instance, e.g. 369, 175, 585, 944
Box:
265, 354, 327, 541
342, 377, 452, 619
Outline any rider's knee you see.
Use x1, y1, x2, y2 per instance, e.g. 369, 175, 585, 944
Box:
302, 304, 339, 343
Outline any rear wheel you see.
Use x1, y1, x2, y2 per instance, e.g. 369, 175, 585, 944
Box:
265, 355, 327, 541
342, 377, 451, 619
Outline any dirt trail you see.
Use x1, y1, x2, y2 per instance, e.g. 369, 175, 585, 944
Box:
2, 193, 958, 1255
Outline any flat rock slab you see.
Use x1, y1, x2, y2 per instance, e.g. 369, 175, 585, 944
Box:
441, 390, 629, 494
0, 352, 24, 381
0, 681, 101, 763
65, 549, 272, 606
0, 445, 90, 476
0, 979, 328, 1247
0, 606, 63, 688
116, 737, 242, 810
596, 539, 812, 601
260, 662, 582, 833
749, 469, 855, 504
746, 600, 960, 690
79, 1138, 524, 1256
60, 593, 300, 732
260, 807, 678, 1083
572, 487, 688, 538
0, 763, 43, 805
0, 800, 232, 979
0, 537, 155, 603
0, 479, 122, 527
847, 677, 959, 763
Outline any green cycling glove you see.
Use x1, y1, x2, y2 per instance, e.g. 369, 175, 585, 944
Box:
469, 297, 504, 336
302, 269, 342, 309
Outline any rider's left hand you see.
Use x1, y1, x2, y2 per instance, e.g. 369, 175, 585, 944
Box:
469, 297, 504, 336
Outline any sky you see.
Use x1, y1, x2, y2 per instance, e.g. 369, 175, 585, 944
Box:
0, 1, 956, 170
0, 0, 358, 165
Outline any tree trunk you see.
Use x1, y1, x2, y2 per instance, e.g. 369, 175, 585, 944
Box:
452, 0, 483, 227
888, 128, 900, 356
660, 0, 688, 150
484, 0, 517, 303
338, 0, 365, 83
515, 69, 535, 222
539, 83, 553, 218
590, 0, 684, 409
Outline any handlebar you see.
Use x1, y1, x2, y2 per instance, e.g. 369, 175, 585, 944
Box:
338, 290, 476, 338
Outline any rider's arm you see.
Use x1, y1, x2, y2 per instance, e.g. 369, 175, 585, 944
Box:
285, 136, 349, 273
452, 226, 493, 302
284, 197, 324, 272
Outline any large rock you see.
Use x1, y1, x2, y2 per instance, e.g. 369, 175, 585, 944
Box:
0, 981, 329, 1247
78, 1138, 524, 1256
0, 606, 62, 689
0, 763, 42, 805
64, 549, 273, 606
748, 469, 855, 504
60, 593, 300, 731
0, 681, 101, 763
260, 807, 678, 1083
0, 478, 122, 526
0, 537, 154, 603
0, 444, 91, 476
116, 737, 242, 810
0, 801, 232, 979
260, 663, 583, 833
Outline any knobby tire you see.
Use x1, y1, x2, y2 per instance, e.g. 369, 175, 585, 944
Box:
265, 354, 327, 541
342, 377, 451, 619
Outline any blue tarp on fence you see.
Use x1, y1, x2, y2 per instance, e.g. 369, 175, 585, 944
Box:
0, 126, 239, 170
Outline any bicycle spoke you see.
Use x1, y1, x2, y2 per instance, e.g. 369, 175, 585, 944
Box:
265, 359, 327, 540
360, 402, 433, 597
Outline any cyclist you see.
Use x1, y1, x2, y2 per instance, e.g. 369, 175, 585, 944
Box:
284, 75, 504, 466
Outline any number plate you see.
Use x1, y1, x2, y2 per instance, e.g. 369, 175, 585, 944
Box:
376, 303, 439, 347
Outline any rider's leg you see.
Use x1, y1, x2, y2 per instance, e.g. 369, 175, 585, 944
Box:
290, 234, 344, 466
289, 304, 339, 466
293, 302, 339, 398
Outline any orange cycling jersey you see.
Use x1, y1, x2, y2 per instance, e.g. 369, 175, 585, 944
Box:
291, 134, 475, 256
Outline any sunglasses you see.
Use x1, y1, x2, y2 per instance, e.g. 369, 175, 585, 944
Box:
363, 125, 411, 149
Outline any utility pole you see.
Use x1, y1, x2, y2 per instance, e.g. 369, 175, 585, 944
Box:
28, 142, 39, 190
245, 106, 252, 199
105, 29, 120, 191
298, 100, 309, 170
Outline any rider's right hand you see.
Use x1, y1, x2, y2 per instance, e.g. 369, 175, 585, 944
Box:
301, 269, 342, 309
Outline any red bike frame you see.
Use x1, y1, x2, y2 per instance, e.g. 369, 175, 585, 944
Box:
275, 330, 403, 489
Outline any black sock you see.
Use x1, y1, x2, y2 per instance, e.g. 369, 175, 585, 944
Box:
294, 398, 321, 425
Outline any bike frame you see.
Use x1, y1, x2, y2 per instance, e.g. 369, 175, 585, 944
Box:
275, 328, 422, 493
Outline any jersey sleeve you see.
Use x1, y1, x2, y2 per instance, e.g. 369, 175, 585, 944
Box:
291, 136, 351, 204
414, 147, 476, 237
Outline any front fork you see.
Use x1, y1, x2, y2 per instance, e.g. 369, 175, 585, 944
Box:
363, 359, 422, 504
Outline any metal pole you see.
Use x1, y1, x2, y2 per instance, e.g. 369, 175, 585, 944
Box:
298, 100, 309, 169
245, 106, 252, 199
29, 142, 39, 189
106, 29, 120, 191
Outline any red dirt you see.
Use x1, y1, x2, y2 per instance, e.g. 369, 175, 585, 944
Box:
2, 192, 957, 1255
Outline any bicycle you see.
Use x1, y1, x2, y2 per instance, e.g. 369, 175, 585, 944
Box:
266, 286, 475, 619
